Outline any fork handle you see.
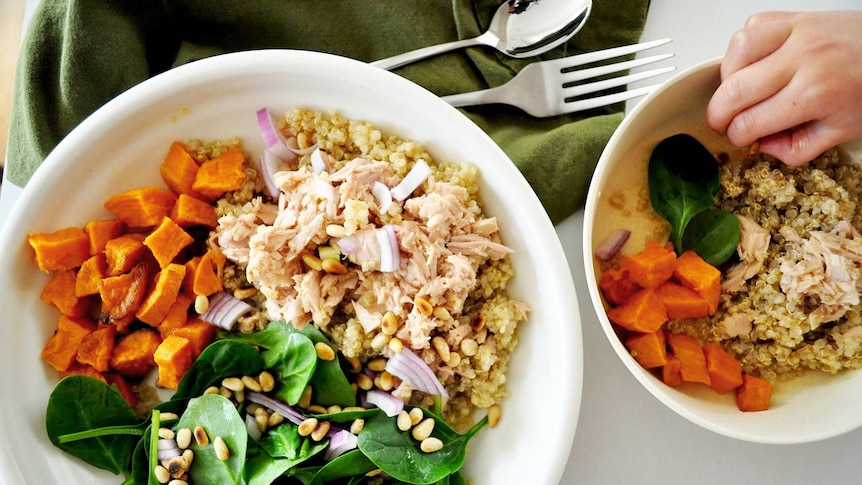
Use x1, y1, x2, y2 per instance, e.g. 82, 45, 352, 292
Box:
371, 36, 486, 71
441, 86, 508, 108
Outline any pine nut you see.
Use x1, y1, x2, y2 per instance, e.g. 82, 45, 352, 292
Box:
219, 387, 232, 399
258, 371, 275, 392
371, 332, 390, 351
356, 373, 373, 391
396, 411, 412, 431
420, 437, 444, 453
414, 296, 433, 316
182, 449, 194, 467
175, 428, 191, 449
168, 480, 188, 485
411, 418, 435, 441
203, 386, 220, 395
315, 342, 336, 361
472, 314, 486, 331
311, 421, 331, 441
366, 468, 383, 477
298, 418, 318, 437
488, 404, 502, 428
381, 312, 398, 335
326, 224, 346, 238
298, 385, 313, 409
344, 406, 366, 413
241, 376, 262, 392
296, 132, 310, 150
158, 428, 175, 440
160, 412, 179, 422
307, 404, 328, 415
350, 418, 365, 434
322, 258, 348, 274
447, 352, 461, 368
432, 336, 450, 362
221, 377, 244, 392
409, 407, 424, 426
234, 389, 245, 403
166, 456, 187, 477
377, 371, 395, 391
367, 357, 387, 372
268, 412, 285, 427
388, 337, 404, 353
433, 307, 451, 321
301, 253, 323, 271
213, 436, 230, 461
193, 426, 209, 446
154, 465, 171, 484
327, 405, 343, 414
194, 295, 209, 314
233, 287, 258, 300
255, 413, 268, 432
345, 355, 362, 373
460, 338, 478, 357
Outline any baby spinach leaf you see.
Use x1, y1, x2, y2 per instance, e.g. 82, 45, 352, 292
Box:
178, 394, 248, 484
357, 408, 487, 484
245, 424, 328, 485
218, 319, 294, 349
310, 449, 377, 485
46, 375, 141, 475
298, 323, 356, 407
174, 340, 264, 400
648, 133, 721, 251
270, 332, 318, 405
681, 208, 741, 266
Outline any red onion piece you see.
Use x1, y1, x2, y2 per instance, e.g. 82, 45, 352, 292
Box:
246, 391, 306, 425
594, 228, 631, 261
365, 389, 404, 417
259, 149, 283, 199
246, 413, 263, 441
334, 235, 359, 255
372, 181, 392, 214
390, 160, 432, 201
256, 108, 297, 162
324, 429, 358, 461
200, 292, 254, 331
385, 349, 448, 398
376, 225, 400, 272
157, 438, 181, 460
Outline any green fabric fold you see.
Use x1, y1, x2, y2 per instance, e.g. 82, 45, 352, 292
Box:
8, 0, 650, 223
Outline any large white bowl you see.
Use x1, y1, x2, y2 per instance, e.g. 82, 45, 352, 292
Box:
0, 50, 582, 484
584, 57, 862, 444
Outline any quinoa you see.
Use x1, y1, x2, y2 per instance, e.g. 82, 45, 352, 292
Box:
666, 148, 862, 383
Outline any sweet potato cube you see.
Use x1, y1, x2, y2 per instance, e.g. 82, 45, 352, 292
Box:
110, 329, 162, 378
182, 256, 201, 295
599, 267, 641, 307
674, 250, 722, 314
166, 318, 217, 358
655, 282, 710, 320
160, 141, 201, 196
606, 288, 667, 333
76, 325, 117, 372
619, 240, 676, 288
41, 269, 89, 317
84, 219, 126, 255
104, 234, 149, 276
158, 292, 194, 337
662, 355, 683, 387
41, 315, 97, 372
144, 217, 194, 268
625, 331, 668, 368
193, 249, 226, 296
99, 263, 149, 331
666, 332, 710, 385
191, 148, 246, 200
105, 372, 138, 407
28, 226, 90, 271
704, 343, 744, 393
104, 186, 178, 228
736, 375, 773, 412
170, 193, 218, 229
154, 335, 194, 390
75, 253, 107, 297
59, 363, 107, 383
136, 263, 187, 326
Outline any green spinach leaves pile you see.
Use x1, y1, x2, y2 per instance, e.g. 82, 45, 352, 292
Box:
45, 320, 484, 485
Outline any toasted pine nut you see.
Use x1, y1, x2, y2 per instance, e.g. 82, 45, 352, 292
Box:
257, 370, 275, 392
447, 352, 461, 368
327, 405, 343, 414
388, 337, 404, 353
233, 287, 258, 300
268, 412, 285, 427
367, 357, 388, 372
203, 386, 220, 395
377, 371, 395, 391
366, 468, 383, 477
193, 426, 209, 446
381, 312, 398, 335
241, 376, 262, 392
234, 389, 245, 403
356, 373, 373, 391
255, 412, 268, 432
298, 385, 313, 409
322, 258, 348, 274
472, 314, 486, 332
194, 295, 209, 314
219, 387, 232, 399
160, 412, 179, 422
460, 338, 479, 357
165, 456, 187, 477
315, 342, 336, 361
213, 436, 230, 461
311, 420, 330, 441
414, 296, 433, 316
409, 407, 424, 426
298, 418, 318, 437
326, 224, 347, 238
154, 465, 171, 483
420, 437, 444, 453
350, 418, 365, 434
158, 428, 175, 440
182, 449, 194, 467
488, 404, 502, 428
221, 377, 244, 392
168, 480, 188, 485
411, 418, 435, 441
431, 336, 450, 362
307, 404, 328, 415
397, 411, 412, 431
345, 355, 362, 373
175, 428, 192, 449
433, 307, 451, 321
301, 253, 323, 271
370, 332, 390, 351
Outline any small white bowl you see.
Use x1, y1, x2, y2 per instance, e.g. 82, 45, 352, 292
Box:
0, 50, 582, 483
583, 57, 862, 444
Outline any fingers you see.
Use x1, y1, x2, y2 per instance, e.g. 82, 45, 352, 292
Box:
720, 17, 794, 80
757, 121, 842, 166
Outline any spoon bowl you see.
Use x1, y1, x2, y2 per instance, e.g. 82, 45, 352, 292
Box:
371, 0, 592, 70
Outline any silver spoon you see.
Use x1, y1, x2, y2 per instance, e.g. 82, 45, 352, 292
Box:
371, 0, 592, 71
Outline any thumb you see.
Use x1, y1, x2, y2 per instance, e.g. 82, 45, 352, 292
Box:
757, 122, 838, 166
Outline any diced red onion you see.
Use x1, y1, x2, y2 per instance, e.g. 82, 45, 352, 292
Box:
334, 235, 359, 255
310, 147, 328, 174
256, 108, 297, 162
365, 389, 404, 417
385, 349, 448, 398
324, 429, 358, 461
157, 438, 181, 460
246, 413, 263, 441
594, 228, 631, 261
390, 160, 432, 201
200, 292, 254, 331
372, 181, 392, 214
286, 139, 318, 156
376, 225, 400, 272
259, 149, 283, 199
246, 391, 306, 425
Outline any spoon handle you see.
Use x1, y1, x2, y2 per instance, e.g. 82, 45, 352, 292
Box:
371, 35, 488, 71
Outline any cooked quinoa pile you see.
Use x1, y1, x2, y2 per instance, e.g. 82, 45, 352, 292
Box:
201, 109, 528, 429
667, 148, 862, 383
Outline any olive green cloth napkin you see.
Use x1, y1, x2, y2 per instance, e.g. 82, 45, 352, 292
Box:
8, 0, 650, 224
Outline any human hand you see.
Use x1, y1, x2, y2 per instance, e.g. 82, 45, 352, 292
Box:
706, 11, 862, 166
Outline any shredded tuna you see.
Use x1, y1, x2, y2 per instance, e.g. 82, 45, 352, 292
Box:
719, 313, 752, 338
723, 214, 771, 293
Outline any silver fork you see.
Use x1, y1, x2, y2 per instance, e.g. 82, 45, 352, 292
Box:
442, 38, 674, 117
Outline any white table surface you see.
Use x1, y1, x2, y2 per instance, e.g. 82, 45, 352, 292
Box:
3, 1, 862, 484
